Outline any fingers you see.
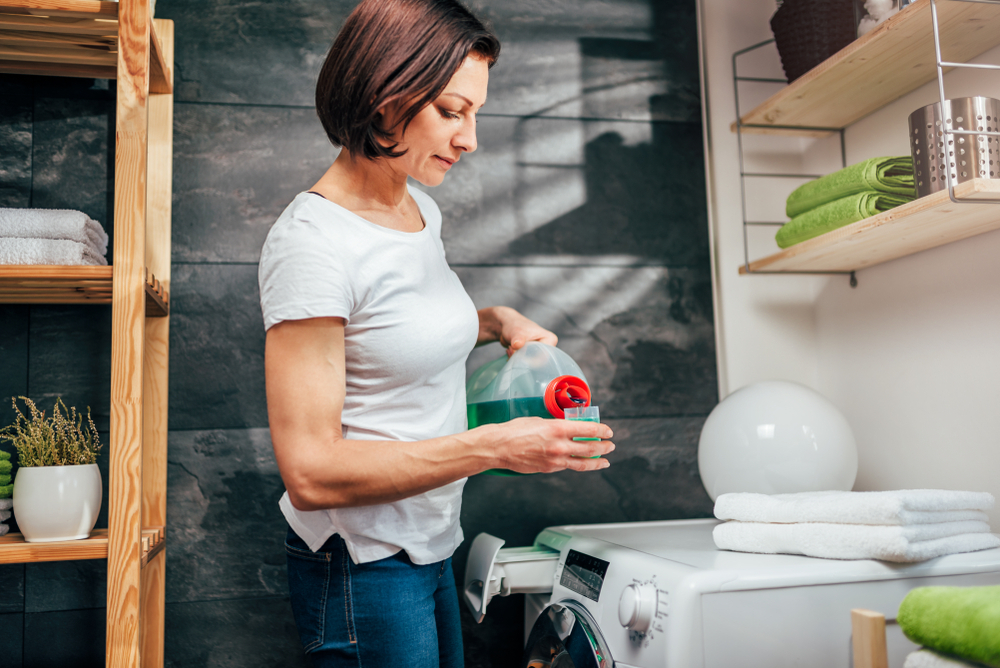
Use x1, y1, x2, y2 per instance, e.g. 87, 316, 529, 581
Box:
564, 456, 611, 472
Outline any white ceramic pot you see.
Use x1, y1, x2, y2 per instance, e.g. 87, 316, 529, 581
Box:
12, 464, 102, 542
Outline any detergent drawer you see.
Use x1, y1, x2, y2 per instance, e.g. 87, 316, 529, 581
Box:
464, 533, 559, 623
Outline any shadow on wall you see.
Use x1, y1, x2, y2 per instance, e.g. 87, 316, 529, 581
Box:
455, 24, 717, 668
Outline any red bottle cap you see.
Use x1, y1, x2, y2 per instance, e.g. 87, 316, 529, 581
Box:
544, 375, 592, 418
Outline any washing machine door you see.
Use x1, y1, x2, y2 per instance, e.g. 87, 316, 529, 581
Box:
521, 600, 613, 668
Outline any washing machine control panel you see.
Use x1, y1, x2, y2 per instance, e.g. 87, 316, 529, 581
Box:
559, 549, 610, 602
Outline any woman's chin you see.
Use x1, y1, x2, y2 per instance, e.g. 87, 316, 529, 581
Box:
410, 172, 446, 188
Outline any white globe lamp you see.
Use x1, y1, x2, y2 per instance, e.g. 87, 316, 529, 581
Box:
698, 380, 858, 501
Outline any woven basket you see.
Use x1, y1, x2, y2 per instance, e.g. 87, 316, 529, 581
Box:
770, 0, 857, 83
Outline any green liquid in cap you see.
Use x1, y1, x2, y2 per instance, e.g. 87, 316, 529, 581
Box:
569, 416, 600, 442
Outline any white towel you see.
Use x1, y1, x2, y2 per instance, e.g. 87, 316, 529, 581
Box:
0, 509, 9, 522
0, 207, 108, 256
0, 499, 11, 511
713, 521, 1000, 562
0, 238, 107, 266
714, 490, 995, 526
904, 649, 982, 668
0, 523, 7, 537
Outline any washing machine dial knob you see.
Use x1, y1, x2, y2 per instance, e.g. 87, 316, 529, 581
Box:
618, 583, 656, 633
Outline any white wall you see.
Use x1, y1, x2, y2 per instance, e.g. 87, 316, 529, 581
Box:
699, 0, 1000, 527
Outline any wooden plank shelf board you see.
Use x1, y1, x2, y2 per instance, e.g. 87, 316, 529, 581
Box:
740, 179, 1000, 273
0, 526, 166, 565
734, 0, 1000, 134
0, 0, 171, 91
0, 265, 169, 316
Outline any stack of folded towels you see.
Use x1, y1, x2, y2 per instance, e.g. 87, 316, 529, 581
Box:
899, 585, 1000, 668
713, 490, 1000, 562
0, 450, 12, 537
776, 156, 917, 249
0, 208, 109, 266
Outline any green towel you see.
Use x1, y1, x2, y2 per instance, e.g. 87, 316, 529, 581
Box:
0, 484, 10, 499
898, 586, 1000, 668
776, 192, 913, 248
0, 474, 8, 486
0, 460, 10, 475
786, 156, 916, 218
0, 450, 9, 460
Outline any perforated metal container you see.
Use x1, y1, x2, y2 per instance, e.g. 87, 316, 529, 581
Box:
908, 96, 1000, 198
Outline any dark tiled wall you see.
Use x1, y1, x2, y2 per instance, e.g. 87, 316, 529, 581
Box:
0, 0, 715, 665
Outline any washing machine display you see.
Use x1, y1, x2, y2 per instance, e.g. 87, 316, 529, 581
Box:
560, 550, 609, 602
522, 601, 613, 668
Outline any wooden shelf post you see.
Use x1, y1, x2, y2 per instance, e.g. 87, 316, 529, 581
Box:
107, 0, 151, 663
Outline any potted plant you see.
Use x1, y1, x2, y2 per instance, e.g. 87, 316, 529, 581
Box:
0, 396, 102, 542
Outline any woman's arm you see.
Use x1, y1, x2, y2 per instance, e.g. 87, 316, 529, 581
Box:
266, 317, 614, 511
477, 306, 557, 354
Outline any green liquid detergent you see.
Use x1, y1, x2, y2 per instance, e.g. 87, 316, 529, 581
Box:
468, 398, 551, 476
568, 416, 600, 442
467, 397, 550, 429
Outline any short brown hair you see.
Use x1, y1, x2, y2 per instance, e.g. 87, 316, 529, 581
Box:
316, 0, 500, 160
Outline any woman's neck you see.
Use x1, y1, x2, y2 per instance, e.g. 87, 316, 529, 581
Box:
308, 150, 425, 233
313, 150, 408, 212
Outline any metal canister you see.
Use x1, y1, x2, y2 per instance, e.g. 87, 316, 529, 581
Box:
908, 97, 1000, 198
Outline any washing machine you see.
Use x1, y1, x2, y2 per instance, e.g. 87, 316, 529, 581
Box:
463, 518, 1000, 668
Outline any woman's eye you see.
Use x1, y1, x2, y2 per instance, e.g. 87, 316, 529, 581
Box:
440, 109, 460, 120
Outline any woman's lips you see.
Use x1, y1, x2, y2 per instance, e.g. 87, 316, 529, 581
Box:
435, 155, 455, 169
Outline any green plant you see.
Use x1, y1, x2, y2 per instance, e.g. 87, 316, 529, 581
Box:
0, 396, 102, 467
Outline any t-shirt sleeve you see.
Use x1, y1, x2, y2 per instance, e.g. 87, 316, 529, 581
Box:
258, 217, 354, 331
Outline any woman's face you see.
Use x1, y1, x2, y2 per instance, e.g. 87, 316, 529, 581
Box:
381, 54, 489, 187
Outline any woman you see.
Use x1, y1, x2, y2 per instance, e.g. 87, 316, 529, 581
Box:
258, 0, 615, 665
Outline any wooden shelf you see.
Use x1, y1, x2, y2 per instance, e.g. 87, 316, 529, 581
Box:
0, 0, 171, 92
0, 265, 169, 316
734, 0, 1000, 135
0, 526, 165, 565
740, 179, 1000, 273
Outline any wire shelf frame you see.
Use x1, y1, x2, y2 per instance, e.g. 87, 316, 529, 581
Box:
731, 0, 1000, 284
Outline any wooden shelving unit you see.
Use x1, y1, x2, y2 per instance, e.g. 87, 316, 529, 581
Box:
0, 266, 169, 316
0, 0, 173, 666
0, 527, 164, 565
740, 179, 1000, 273
735, 0, 1000, 134
0, 0, 171, 91
734, 0, 1000, 276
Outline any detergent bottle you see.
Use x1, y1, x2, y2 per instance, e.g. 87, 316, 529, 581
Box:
466, 342, 592, 476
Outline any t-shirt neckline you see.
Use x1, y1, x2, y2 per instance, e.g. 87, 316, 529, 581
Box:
302, 189, 429, 238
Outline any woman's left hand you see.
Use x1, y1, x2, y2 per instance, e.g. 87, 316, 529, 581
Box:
477, 306, 557, 356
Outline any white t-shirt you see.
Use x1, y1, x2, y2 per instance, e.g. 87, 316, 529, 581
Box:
258, 186, 480, 565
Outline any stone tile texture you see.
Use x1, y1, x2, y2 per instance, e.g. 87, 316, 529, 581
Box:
166, 428, 288, 603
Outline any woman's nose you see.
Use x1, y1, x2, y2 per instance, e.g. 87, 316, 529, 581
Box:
453, 116, 477, 154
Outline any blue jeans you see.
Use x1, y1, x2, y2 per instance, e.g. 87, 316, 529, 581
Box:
284, 527, 464, 668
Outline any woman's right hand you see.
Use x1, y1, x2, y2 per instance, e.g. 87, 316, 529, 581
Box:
481, 417, 615, 474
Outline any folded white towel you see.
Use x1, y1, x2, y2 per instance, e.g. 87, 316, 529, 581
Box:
0, 238, 107, 266
0, 523, 7, 537
0, 208, 108, 256
712, 521, 1000, 562
0, 509, 9, 522
0, 498, 11, 511
714, 490, 995, 526
904, 649, 982, 668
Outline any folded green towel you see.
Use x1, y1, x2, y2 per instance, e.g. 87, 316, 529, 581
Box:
0, 484, 11, 499
0, 450, 9, 460
776, 192, 913, 248
786, 156, 916, 218
0, 460, 10, 475
0, 474, 9, 486
899, 586, 1000, 668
